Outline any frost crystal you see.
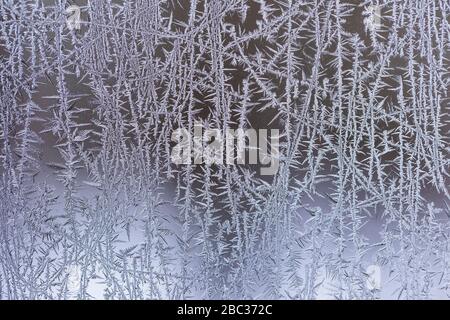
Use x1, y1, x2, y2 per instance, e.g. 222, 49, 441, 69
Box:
0, 0, 449, 300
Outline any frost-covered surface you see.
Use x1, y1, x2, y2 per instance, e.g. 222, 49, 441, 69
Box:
0, 0, 449, 300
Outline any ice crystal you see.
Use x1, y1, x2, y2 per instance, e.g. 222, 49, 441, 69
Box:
0, 0, 449, 300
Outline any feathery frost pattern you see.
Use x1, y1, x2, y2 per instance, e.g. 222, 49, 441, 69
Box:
0, 0, 449, 299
